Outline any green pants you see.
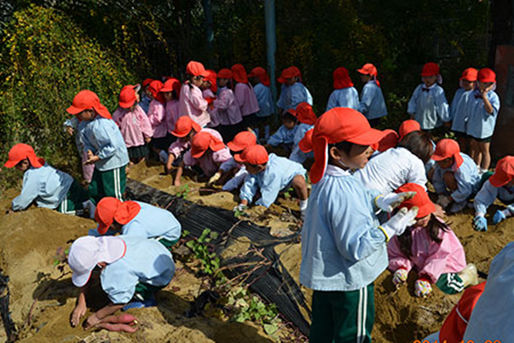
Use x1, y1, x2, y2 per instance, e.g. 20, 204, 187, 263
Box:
88, 166, 126, 204
310, 284, 375, 343
436, 273, 464, 294
57, 180, 89, 214
157, 238, 179, 250
134, 282, 164, 301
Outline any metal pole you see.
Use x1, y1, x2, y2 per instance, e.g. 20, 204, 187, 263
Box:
264, 0, 277, 116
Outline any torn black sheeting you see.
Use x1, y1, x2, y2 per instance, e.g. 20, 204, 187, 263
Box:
0, 270, 17, 342
125, 178, 310, 335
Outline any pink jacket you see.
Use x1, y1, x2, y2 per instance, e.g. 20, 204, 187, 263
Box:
213, 87, 243, 125
183, 145, 232, 177
234, 83, 260, 117
167, 128, 222, 158
179, 82, 210, 127
112, 105, 152, 147
165, 99, 181, 133
387, 220, 467, 283
147, 99, 167, 138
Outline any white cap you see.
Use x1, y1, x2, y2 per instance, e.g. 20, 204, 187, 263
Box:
68, 236, 126, 287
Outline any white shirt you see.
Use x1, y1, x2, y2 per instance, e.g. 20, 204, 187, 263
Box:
354, 147, 427, 194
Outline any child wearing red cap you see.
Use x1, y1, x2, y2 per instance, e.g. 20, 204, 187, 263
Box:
201, 69, 217, 104
68, 235, 175, 328
178, 61, 210, 128
466, 68, 501, 174
208, 130, 257, 190
450, 68, 478, 153
431, 139, 480, 213
4, 143, 91, 216
112, 85, 153, 166
266, 109, 298, 151
93, 197, 181, 247
326, 66, 359, 111
388, 183, 477, 297
174, 130, 231, 186
299, 108, 419, 343
231, 64, 260, 130
146, 80, 173, 157
67, 90, 129, 204
276, 66, 313, 111
212, 68, 243, 142
357, 63, 388, 127
248, 66, 273, 141
407, 62, 450, 131
289, 102, 316, 163
139, 78, 153, 114
473, 156, 514, 231
234, 144, 308, 214
63, 116, 95, 184
161, 78, 182, 133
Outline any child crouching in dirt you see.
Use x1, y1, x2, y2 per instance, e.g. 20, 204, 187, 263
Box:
300, 108, 419, 343
234, 144, 309, 217
93, 197, 182, 248
68, 235, 175, 328
388, 183, 478, 297
4, 143, 91, 216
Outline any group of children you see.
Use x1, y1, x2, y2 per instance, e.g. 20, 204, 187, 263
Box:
3, 59, 512, 341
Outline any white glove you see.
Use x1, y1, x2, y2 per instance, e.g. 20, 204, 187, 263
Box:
392, 268, 408, 287
207, 172, 221, 185
437, 194, 451, 208
379, 207, 418, 241
375, 192, 417, 213
232, 204, 247, 213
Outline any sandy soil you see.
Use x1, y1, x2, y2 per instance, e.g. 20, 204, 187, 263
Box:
0, 161, 512, 342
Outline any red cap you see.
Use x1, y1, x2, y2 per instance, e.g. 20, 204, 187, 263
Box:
248, 67, 270, 86
310, 108, 385, 184
289, 66, 302, 81
478, 68, 496, 83
227, 131, 257, 152
190, 131, 225, 158
299, 128, 314, 153
234, 144, 269, 165
295, 102, 316, 125
95, 197, 141, 235
396, 183, 435, 218
231, 64, 248, 84
4, 143, 45, 168
119, 85, 138, 108
204, 70, 218, 93
376, 129, 399, 152
171, 116, 202, 137
278, 67, 296, 83
160, 78, 181, 94
142, 78, 153, 87
66, 90, 112, 119
460, 68, 478, 82
421, 62, 440, 77
357, 63, 377, 76
333, 67, 354, 89
489, 156, 514, 187
217, 68, 233, 79
399, 119, 421, 140
186, 61, 209, 77
432, 139, 463, 167
147, 80, 165, 104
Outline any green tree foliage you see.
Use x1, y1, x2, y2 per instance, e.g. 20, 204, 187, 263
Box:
0, 5, 135, 185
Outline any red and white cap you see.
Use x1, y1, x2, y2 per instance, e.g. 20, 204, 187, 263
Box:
398, 119, 421, 141
186, 61, 209, 78
431, 139, 463, 167
66, 90, 112, 119
489, 156, 514, 187
94, 197, 141, 235
227, 131, 257, 152
190, 131, 225, 158
171, 116, 202, 137
234, 145, 269, 165
4, 143, 45, 168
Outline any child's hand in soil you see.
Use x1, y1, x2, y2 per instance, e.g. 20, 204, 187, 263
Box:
70, 303, 87, 327
392, 268, 408, 288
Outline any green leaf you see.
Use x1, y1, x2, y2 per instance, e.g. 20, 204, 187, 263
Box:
263, 323, 278, 335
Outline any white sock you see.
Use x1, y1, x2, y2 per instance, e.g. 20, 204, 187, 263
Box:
299, 199, 308, 212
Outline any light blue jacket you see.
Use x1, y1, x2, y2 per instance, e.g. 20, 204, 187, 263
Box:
358, 81, 387, 120
450, 88, 473, 133
463, 242, 514, 342
289, 123, 314, 163
465, 89, 500, 139
432, 153, 480, 203
277, 82, 313, 110
121, 201, 182, 242
239, 153, 306, 208
253, 83, 273, 118
80, 116, 129, 171
101, 235, 174, 304
267, 124, 298, 146
12, 164, 73, 211
473, 180, 514, 216
407, 83, 450, 130
300, 165, 387, 291
326, 87, 359, 111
